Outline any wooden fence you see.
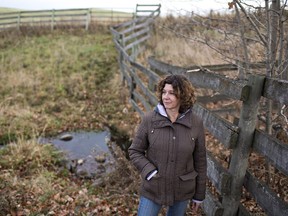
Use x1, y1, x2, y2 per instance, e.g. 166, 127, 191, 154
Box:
0, 8, 135, 31
111, 6, 288, 216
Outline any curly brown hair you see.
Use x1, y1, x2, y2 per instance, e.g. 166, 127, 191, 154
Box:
156, 74, 196, 113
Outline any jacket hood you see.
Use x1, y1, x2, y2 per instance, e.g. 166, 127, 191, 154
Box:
153, 103, 193, 128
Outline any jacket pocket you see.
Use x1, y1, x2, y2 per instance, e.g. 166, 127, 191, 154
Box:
143, 174, 160, 197
177, 171, 198, 197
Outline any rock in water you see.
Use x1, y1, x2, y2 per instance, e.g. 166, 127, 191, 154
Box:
95, 155, 106, 163
59, 134, 73, 141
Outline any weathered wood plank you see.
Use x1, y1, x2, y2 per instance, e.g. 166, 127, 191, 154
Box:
55, 13, 87, 18
148, 56, 265, 73
148, 57, 247, 101
136, 4, 161, 17
19, 14, 54, 19
112, 19, 135, 29
131, 61, 160, 84
136, 4, 161, 7
113, 16, 147, 30
244, 171, 288, 216
148, 56, 186, 75
123, 26, 150, 43
132, 91, 152, 111
20, 8, 88, 14
197, 94, 231, 103
193, 103, 239, 149
187, 70, 247, 101
121, 62, 132, 87
124, 34, 150, 51
203, 190, 224, 216
120, 18, 152, 35
222, 75, 265, 216
207, 151, 232, 195
112, 38, 132, 62
130, 69, 158, 106
130, 99, 144, 117
211, 108, 238, 114
253, 129, 288, 176
185, 61, 265, 72
263, 77, 288, 105
110, 27, 121, 39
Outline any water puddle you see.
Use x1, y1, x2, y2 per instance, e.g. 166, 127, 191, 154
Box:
39, 130, 116, 179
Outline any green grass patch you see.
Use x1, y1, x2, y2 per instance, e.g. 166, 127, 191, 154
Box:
0, 26, 139, 215
0, 29, 131, 139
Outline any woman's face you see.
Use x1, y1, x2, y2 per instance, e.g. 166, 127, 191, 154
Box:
162, 84, 180, 111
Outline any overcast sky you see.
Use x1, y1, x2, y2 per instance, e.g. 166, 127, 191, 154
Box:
0, 0, 232, 15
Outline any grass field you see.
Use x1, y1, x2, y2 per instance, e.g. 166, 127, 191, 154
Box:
0, 7, 19, 13
0, 26, 143, 214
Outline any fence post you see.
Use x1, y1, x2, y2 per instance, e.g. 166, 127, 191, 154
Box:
85, 8, 91, 31
119, 33, 126, 86
131, 20, 137, 61
17, 11, 21, 30
222, 75, 265, 215
51, 9, 55, 31
148, 77, 155, 92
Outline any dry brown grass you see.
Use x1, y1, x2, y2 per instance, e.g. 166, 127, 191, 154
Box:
147, 35, 224, 66
141, 15, 265, 69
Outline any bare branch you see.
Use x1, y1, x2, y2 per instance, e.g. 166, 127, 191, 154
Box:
280, 105, 288, 125
234, 0, 267, 46
160, 24, 240, 64
190, 14, 262, 44
234, 1, 250, 79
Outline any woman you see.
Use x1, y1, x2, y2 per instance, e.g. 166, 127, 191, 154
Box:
128, 74, 207, 216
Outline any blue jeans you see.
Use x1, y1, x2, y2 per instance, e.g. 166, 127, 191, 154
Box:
138, 196, 189, 216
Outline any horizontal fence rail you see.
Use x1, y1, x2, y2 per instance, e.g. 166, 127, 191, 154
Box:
111, 5, 288, 215
0, 8, 135, 31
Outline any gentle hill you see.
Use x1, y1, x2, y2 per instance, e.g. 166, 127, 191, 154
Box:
0, 7, 21, 13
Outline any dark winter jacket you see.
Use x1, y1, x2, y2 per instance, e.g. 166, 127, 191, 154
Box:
128, 105, 207, 206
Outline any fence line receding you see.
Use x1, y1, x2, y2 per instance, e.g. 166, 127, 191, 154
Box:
111, 4, 288, 216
